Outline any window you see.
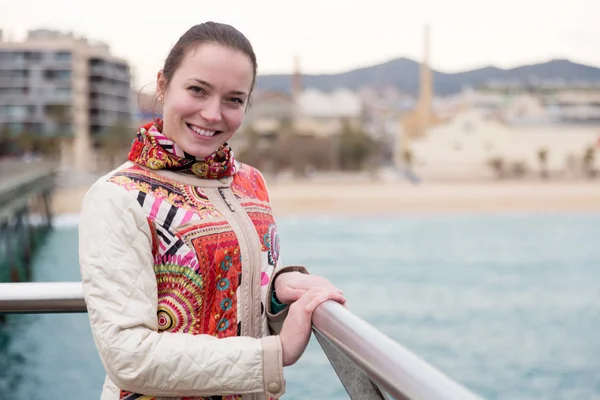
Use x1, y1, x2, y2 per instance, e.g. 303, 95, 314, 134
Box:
55, 88, 72, 98
55, 51, 72, 61
24, 123, 43, 134
57, 70, 71, 79
0, 87, 28, 95
44, 69, 71, 80
0, 70, 28, 78
11, 52, 25, 63
26, 52, 43, 62
3, 105, 29, 119
7, 123, 24, 133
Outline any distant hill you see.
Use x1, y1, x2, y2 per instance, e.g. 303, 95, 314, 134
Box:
255, 58, 600, 96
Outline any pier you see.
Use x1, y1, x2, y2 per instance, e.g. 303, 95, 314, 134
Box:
0, 160, 56, 283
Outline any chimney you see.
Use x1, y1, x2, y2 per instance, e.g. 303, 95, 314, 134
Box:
417, 24, 433, 136
292, 55, 302, 99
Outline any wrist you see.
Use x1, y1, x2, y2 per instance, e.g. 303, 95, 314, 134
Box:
273, 270, 291, 294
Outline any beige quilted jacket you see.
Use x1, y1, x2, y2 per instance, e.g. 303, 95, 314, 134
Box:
79, 162, 306, 400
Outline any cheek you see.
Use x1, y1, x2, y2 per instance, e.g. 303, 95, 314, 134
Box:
167, 94, 198, 117
224, 109, 245, 130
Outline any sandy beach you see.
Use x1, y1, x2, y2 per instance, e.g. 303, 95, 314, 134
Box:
51, 180, 600, 217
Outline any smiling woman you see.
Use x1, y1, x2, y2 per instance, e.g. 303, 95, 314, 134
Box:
77, 21, 346, 400
156, 41, 254, 158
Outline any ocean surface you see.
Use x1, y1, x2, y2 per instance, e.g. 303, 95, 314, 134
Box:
0, 212, 599, 400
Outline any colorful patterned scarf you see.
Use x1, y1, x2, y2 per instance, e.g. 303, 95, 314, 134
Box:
128, 119, 238, 179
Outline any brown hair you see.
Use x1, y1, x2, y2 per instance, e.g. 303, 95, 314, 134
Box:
162, 22, 258, 97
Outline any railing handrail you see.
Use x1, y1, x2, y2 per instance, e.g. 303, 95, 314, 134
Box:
0, 281, 86, 313
0, 281, 482, 400
312, 301, 482, 400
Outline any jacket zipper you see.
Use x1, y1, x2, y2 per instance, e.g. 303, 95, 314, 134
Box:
217, 187, 257, 338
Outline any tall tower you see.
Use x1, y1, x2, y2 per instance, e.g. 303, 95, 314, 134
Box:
416, 24, 433, 137
291, 55, 302, 99
395, 25, 435, 171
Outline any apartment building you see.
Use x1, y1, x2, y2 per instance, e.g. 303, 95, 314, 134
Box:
0, 29, 132, 170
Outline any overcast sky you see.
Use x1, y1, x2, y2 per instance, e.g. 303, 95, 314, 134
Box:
1, 0, 599, 88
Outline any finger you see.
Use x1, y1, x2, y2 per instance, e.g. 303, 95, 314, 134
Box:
304, 291, 346, 312
304, 294, 329, 312
307, 287, 345, 301
297, 287, 341, 306
283, 288, 305, 301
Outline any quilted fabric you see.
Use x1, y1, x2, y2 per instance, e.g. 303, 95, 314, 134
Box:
79, 163, 293, 400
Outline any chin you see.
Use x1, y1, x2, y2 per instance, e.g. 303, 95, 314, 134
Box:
186, 144, 220, 159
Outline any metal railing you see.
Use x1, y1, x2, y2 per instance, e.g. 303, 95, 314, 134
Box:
0, 281, 483, 400
0, 281, 85, 313
0, 161, 56, 223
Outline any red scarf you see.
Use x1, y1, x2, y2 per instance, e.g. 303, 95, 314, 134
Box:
128, 119, 238, 179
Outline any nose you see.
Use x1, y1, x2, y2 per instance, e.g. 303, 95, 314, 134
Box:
200, 97, 222, 124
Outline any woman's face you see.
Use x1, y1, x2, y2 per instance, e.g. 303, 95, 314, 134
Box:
157, 43, 254, 158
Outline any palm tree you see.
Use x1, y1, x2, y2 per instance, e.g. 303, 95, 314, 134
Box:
537, 147, 549, 179
236, 126, 262, 168
98, 121, 135, 169
487, 157, 505, 179
338, 120, 376, 171
582, 146, 596, 178
16, 130, 37, 154
46, 104, 74, 164
0, 126, 14, 157
403, 148, 413, 170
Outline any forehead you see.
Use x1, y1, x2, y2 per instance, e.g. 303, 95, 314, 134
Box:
175, 43, 254, 92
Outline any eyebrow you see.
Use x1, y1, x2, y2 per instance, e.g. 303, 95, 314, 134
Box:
189, 78, 248, 97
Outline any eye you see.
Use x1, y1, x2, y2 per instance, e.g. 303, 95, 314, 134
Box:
229, 97, 244, 105
188, 86, 205, 95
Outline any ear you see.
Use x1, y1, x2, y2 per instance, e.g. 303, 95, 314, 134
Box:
156, 70, 167, 99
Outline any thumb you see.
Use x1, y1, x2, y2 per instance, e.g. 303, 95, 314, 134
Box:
287, 288, 306, 300
277, 287, 306, 304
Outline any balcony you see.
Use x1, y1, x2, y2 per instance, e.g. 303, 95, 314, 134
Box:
89, 97, 130, 113
89, 111, 130, 127
89, 64, 130, 83
89, 82, 130, 98
0, 77, 29, 87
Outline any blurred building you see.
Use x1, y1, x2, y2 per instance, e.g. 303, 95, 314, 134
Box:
450, 83, 600, 125
242, 52, 365, 137
293, 88, 363, 137
409, 109, 600, 180
0, 29, 132, 171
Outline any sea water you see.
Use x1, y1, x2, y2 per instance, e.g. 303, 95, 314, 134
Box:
0, 212, 599, 399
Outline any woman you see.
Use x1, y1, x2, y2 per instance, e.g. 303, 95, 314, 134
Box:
79, 21, 346, 400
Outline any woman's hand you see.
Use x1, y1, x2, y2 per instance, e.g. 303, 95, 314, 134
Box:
274, 271, 342, 305
279, 287, 346, 366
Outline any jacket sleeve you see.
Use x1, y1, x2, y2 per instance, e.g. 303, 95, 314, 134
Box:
250, 167, 310, 335
79, 180, 285, 398
265, 264, 309, 335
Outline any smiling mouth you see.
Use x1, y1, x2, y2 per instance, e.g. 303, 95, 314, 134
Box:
186, 123, 223, 137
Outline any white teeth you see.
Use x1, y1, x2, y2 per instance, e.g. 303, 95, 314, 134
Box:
189, 124, 217, 137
